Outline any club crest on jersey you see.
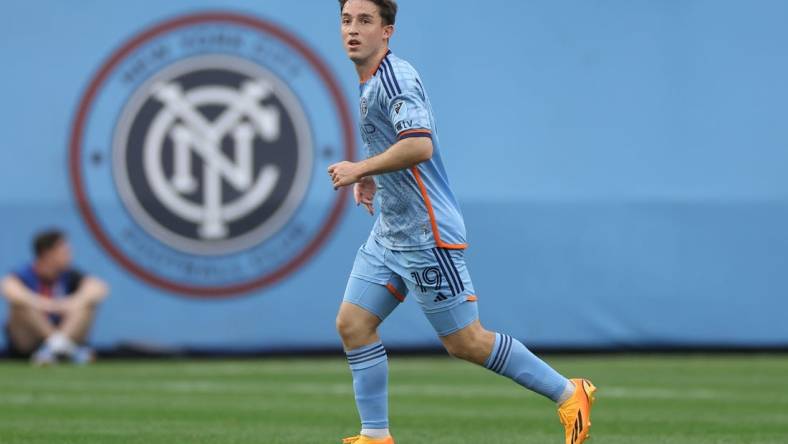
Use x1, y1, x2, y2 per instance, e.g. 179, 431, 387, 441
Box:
360, 97, 368, 118
69, 13, 354, 297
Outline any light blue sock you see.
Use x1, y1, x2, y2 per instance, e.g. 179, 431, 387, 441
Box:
346, 341, 389, 429
484, 332, 571, 403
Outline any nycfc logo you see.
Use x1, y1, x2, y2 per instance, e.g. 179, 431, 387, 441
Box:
114, 56, 311, 254
69, 13, 354, 297
360, 97, 368, 119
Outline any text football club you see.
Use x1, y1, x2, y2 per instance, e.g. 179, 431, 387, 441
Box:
69, 13, 355, 297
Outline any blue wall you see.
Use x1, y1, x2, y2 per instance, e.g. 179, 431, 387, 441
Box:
1, 0, 787, 350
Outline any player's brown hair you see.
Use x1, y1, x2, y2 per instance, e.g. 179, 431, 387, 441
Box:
33, 229, 65, 258
338, 0, 398, 26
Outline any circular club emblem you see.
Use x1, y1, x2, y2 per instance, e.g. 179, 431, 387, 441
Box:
70, 13, 354, 297
360, 97, 368, 119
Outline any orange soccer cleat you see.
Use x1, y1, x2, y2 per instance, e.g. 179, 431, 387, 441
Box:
558, 378, 597, 444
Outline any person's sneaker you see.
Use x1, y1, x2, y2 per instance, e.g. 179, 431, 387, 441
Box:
71, 345, 95, 365
30, 344, 57, 367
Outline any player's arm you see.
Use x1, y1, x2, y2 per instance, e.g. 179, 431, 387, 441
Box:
328, 137, 432, 189
54, 274, 108, 315
360, 137, 433, 176
330, 68, 434, 189
0, 274, 53, 311
66, 275, 109, 306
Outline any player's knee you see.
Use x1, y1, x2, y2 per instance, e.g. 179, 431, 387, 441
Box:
335, 313, 348, 337
335, 313, 374, 344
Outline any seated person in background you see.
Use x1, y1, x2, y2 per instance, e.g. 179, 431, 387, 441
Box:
1, 229, 108, 365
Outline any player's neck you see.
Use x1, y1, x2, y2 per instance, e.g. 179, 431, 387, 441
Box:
355, 45, 390, 83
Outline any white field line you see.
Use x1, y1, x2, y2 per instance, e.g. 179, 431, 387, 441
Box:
0, 381, 766, 402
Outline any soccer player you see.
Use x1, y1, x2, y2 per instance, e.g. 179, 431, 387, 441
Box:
329, 1, 597, 443
1, 229, 109, 365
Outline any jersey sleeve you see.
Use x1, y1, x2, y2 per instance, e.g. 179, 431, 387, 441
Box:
381, 64, 432, 140
11, 265, 35, 290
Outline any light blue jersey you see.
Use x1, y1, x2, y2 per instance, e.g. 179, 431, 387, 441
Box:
343, 52, 574, 437
359, 50, 466, 251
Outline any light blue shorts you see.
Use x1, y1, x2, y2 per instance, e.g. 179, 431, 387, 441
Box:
343, 235, 479, 337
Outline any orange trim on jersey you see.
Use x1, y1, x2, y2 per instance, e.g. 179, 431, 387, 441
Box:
410, 166, 468, 250
360, 49, 391, 83
386, 283, 406, 302
397, 129, 432, 139
466, 295, 478, 302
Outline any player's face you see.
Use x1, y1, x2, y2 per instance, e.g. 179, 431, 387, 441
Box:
341, 0, 393, 65
45, 240, 73, 272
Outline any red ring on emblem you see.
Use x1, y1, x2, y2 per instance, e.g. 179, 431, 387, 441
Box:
69, 12, 354, 297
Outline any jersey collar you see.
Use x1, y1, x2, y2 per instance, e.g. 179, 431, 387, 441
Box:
360, 49, 392, 84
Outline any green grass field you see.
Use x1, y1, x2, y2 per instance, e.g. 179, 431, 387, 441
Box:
0, 355, 786, 443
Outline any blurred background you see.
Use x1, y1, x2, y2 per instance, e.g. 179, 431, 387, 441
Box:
1, 0, 788, 356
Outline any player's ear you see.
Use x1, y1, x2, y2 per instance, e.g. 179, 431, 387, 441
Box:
383, 24, 394, 40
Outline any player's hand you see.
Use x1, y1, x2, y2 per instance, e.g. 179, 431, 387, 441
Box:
53, 298, 79, 314
354, 177, 376, 216
33, 297, 59, 313
328, 161, 364, 189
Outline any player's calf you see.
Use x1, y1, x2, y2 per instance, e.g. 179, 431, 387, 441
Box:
7, 305, 56, 352
440, 320, 496, 365
337, 302, 392, 441
442, 320, 576, 404
484, 331, 576, 404
58, 300, 97, 343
